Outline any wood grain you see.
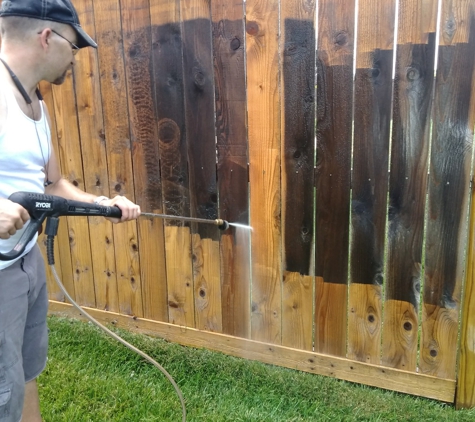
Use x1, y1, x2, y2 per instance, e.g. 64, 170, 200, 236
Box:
181, 0, 222, 332
246, 0, 282, 344
93, 0, 143, 317
38, 81, 70, 302
422, 0, 475, 379
315, 0, 355, 356
382, 0, 437, 371
280, 0, 316, 351
165, 226, 194, 327
74, 0, 119, 312
456, 176, 475, 408
211, 0, 251, 338
150, 0, 191, 324
382, 300, 418, 371
349, 0, 396, 365
49, 300, 457, 404
52, 73, 95, 307
121, 0, 168, 321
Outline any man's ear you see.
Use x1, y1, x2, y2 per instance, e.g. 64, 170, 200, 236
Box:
38, 28, 52, 49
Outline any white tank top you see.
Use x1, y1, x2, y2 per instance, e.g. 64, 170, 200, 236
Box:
0, 82, 51, 269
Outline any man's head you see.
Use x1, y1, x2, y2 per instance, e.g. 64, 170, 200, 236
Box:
0, 0, 96, 49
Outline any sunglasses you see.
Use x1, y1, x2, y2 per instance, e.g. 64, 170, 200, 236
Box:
50, 29, 80, 55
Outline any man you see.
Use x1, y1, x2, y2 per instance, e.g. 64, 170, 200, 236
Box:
0, 1, 141, 420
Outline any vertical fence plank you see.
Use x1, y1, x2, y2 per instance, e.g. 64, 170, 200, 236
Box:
121, 0, 168, 321
165, 224, 194, 325
315, 0, 355, 356
382, 0, 438, 370
457, 4, 475, 400
38, 81, 70, 302
151, 0, 193, 327
93, 0, 143, 317
74, 0, 120, 312
280, 0, 316, 351
211, 0, 251, 338
349, 0, 396, 364
52, 76, 96, 307
422, 0, 475, 379
457, 178, 475, 409
181, 0, 222, 332
246, 0, 282, 344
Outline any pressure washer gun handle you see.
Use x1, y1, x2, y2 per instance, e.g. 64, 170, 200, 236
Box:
7, 191, 122, 219
61, 198, 122, 219
0, 192, 122, 262
0, 213, 46, 261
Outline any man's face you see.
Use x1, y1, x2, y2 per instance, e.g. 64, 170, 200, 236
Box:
47, 26, 78, 85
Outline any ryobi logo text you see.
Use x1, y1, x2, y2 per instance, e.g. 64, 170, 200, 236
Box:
36, 201, 52, 209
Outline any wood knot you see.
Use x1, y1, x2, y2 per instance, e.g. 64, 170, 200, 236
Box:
246, 21, 259, 36
407, 67, 420, 81
444, 16, 456, 39
230, 37, 241, 50
129, 45, 140, 58
285, 42, 298, 56
194, 69, 206, 87
158, 118, 180, 146
334, 31, 348, 47
370, 67, 380, 79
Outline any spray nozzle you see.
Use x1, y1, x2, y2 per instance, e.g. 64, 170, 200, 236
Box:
215, 219, 230, 231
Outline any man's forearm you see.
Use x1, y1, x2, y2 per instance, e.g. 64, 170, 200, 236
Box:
44, 177, 100, 203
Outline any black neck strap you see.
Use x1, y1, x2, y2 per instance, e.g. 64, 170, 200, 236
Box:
0, 57, 42, 104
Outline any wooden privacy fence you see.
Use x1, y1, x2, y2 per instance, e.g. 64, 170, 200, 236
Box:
31, 0, 475, 409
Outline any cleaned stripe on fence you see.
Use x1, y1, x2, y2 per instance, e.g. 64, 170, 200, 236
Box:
93, 0, 143, 317
74, 0, 120, 313
246, 0, 283, 344
151, 0, 193, 327
52, 67, 96, 308
39, 81, 70, 303
121, 0, 168, 322
211, 0, 251, 338
181, 0, 222, 332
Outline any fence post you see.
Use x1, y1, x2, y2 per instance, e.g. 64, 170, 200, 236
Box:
456, 177, 475, 409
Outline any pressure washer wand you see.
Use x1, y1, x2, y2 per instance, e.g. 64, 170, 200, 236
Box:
0, 192, 229, 262
141, 212, 229, 230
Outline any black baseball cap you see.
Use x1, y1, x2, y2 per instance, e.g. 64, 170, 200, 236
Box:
0, 0, 97, 48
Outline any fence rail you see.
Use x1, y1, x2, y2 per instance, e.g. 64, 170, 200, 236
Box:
25, 0, 475, 408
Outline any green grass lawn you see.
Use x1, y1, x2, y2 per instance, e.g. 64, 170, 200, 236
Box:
39, 316, 475, 421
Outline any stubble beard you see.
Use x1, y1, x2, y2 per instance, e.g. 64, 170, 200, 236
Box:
52, 66, 71, 85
